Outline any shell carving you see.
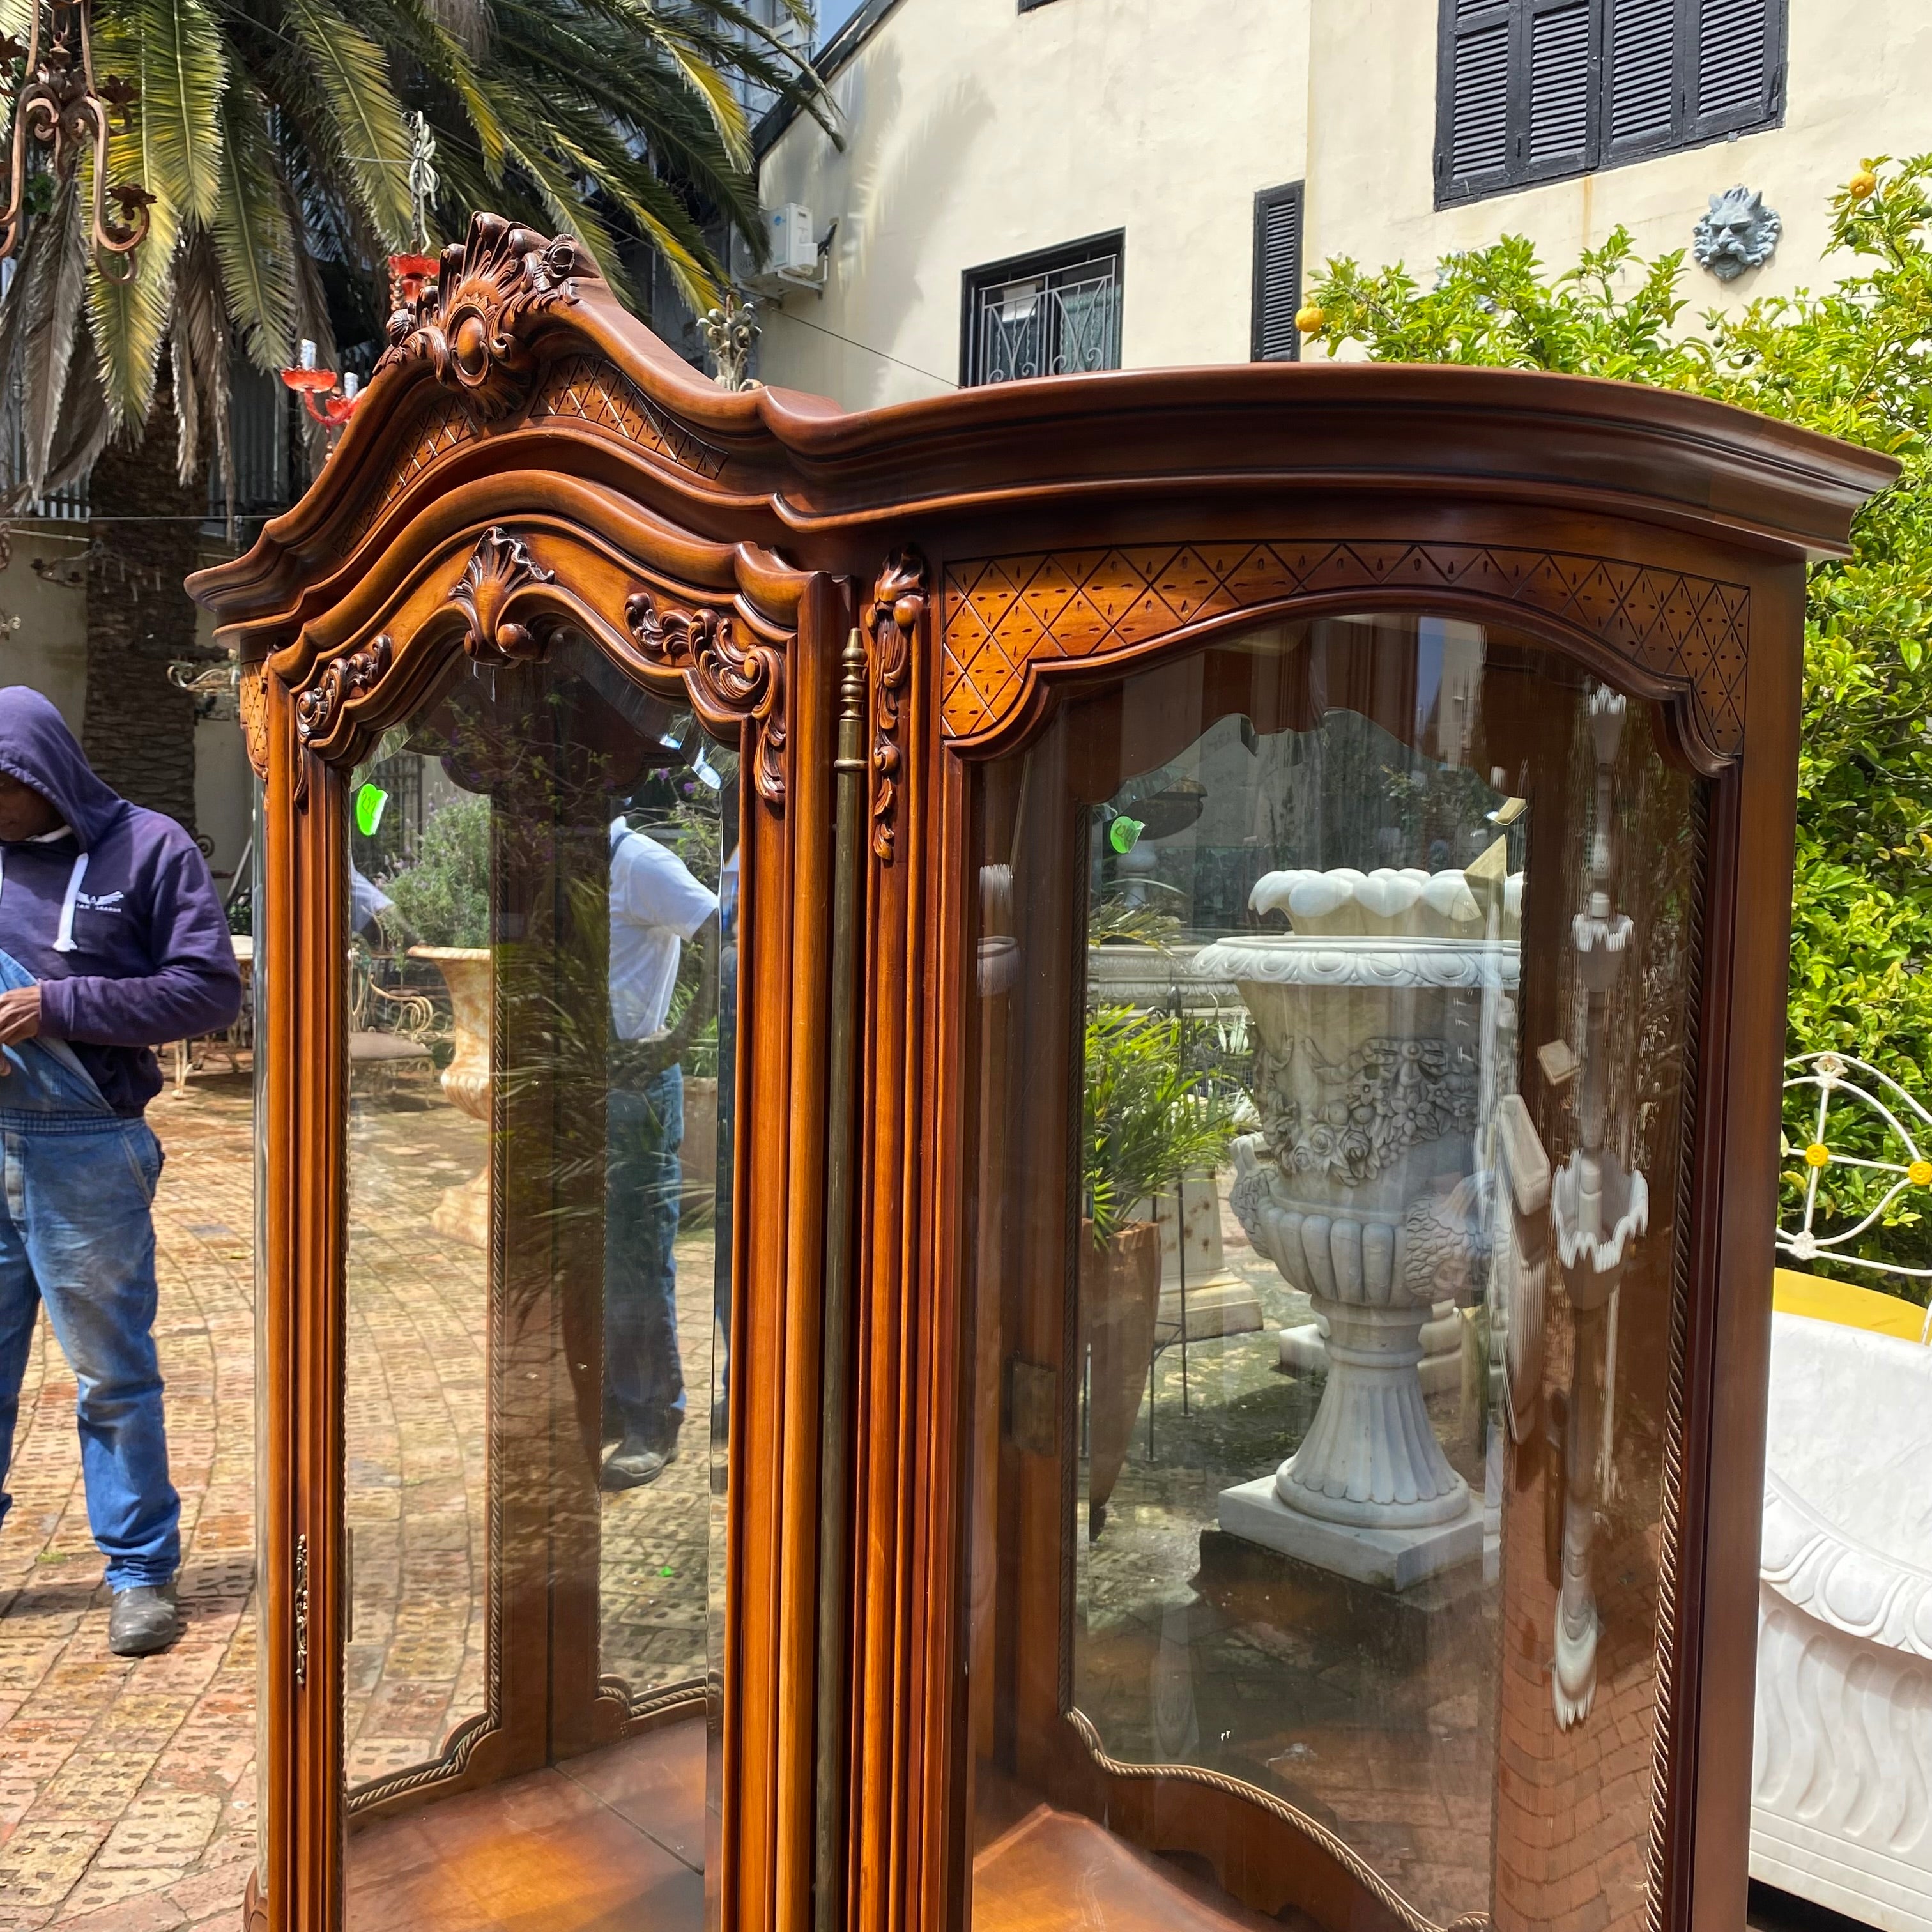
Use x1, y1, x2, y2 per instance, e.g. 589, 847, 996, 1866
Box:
377, 211, 595, 421
449, 528, 555, 662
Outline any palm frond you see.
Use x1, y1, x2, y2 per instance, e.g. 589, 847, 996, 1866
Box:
105, 0, 227, 222
42, 329, 109, 495
0, 172, 91, 498
212, 78, 296, 369
22, 169, 89, 491
85, 167, 180, 431
284, 0, 417, 247
171, 226, 233, 498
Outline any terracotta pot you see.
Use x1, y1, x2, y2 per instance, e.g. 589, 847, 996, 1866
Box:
410, 946, 492, 1247
1079, 1218, 1163, 1537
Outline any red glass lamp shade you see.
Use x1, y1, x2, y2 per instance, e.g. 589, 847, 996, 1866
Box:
389, 250, 440, 305
279, 342, 362, 431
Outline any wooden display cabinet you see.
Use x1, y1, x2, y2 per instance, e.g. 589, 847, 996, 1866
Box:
189, 213, 1894, 1932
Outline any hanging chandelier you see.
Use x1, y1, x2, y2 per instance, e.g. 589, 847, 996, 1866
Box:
0, 0, 153, 279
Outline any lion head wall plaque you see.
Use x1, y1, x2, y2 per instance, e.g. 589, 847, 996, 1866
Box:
1693, 185, 1781, 282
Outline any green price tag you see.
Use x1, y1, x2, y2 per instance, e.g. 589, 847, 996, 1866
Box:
355, 783, 388, 836
1108, 814, 1144, 855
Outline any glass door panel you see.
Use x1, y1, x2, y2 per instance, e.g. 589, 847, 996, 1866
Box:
965, 615, 1702, 1932
338, 638, 738, 1932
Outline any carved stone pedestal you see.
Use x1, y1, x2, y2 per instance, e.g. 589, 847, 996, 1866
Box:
1217, 1475, 1483, 1592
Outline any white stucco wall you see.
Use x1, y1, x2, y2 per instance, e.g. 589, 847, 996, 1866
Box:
757, 0, 1932, 412
756, 0, 1310, 408
1305, 0, 1932, 316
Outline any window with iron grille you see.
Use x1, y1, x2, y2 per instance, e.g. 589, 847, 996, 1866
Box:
960, 234, 1124, 388
1252, 182, 1305, 364
1436, 0, 1786, 208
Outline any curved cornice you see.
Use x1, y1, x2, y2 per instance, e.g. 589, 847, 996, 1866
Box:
189, 215, 1897, 656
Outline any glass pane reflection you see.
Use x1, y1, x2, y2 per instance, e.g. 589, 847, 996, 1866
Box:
340, 641, 737, 1932
967, 615, 1700, 1932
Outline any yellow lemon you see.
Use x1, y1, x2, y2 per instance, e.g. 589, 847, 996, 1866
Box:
1804, 1142, 1831, 1169
1295, 303, 1326, 336
1850, 169, 1879, 200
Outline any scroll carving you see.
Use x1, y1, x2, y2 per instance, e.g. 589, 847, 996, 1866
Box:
940, 542, 1750, 768
869, 549, 926, 862
295, 632, 392, 744
625, 590, 787, 808
449, 527, 555, 663
376, 211, 595, 422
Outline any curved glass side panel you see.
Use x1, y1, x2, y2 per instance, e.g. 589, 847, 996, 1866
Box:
964, 614, 1701, 1932
339, 638, 738, 1932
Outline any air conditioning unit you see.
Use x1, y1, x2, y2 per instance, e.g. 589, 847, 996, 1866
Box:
743, 203, 829, 295
767, 203, 818, 275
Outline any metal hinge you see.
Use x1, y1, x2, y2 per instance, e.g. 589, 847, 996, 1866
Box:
293, 1531, 309, 1688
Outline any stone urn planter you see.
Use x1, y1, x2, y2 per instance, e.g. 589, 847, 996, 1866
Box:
1199, 864, 1519, 1588
410, 946, 493, 1248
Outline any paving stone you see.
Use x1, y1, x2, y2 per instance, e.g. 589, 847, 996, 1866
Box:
93, 1797, 220, 1872
0, 1821, 111, 1906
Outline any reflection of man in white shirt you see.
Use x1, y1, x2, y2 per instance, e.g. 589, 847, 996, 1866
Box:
609, 820, 719, 1039
603, 819, 719, 1491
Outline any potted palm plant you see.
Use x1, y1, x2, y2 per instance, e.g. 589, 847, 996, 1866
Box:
1082, 1003, 1238, 1535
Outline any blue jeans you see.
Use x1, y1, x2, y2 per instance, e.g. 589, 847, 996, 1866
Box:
605, 1066, 685, 1450
0, 1114, 180, 1590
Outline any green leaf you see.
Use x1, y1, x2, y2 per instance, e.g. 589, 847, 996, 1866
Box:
211, 80, 295, 369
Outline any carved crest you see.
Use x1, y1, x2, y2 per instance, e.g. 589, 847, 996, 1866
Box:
295, 632, 393, 744
625, 590, 786, 808
449, 527, 556, 662
376, 211, 596, 421
869, 548, 927, 862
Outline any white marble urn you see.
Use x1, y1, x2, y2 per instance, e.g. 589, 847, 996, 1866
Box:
1197, 866, 1520, 1550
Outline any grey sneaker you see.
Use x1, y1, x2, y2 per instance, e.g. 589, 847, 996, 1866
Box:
601, 1438, 678, 1491
109, 1583, 181, 1657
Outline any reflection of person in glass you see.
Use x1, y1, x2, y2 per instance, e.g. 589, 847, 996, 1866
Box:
603, 815, 718, 1490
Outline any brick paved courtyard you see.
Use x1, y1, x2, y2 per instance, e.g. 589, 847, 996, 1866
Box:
0, 1069, 724, 1930
0, 1077, 258, 1932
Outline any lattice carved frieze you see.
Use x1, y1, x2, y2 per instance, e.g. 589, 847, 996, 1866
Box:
238, 666, 270, 779
940, 542, 1750, 763
530, 353, 729, 480
341, 395, 475, 552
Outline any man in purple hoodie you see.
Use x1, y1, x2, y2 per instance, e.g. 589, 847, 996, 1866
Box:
0, 689, 241, 1657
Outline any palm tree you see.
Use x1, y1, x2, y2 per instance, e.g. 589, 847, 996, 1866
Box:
0, 0, 826, 832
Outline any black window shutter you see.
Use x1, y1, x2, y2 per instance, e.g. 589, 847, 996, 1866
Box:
1519, 0, 1598, 182
1436, 0, 1781, 208
1604, 0, 1680, 159
1690, 0, 1782, 141
1252, 183, 1305, 364
1436, 0, 1514, 202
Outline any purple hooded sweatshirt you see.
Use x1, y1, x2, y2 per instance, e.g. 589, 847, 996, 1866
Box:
0, 687, 241, 1116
